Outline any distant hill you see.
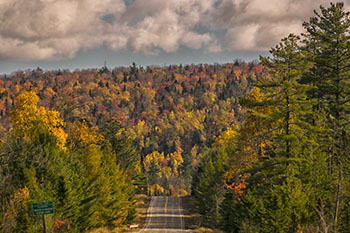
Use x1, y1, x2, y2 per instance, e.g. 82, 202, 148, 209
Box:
0, 62, 265, 193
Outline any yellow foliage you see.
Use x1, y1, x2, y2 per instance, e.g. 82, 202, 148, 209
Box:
225, 88, 274, 182
174, 73, 182, 81
68, 121, 104, 145
136, 120, 145, 136
148, 185, 155, 196
156, 184, 165, 195
169, 111, 176, 121
213, 126, 238, 149
180, 189, 188, 196
5, 187, 30, 226
144, 151, 165, 165
246, 87, 264, 102
185, 111, 193, 119
163, 167, 172, 178
148, 184, 166, 196
141, 87, 156, 101
168, 185, 175, 195
168, 151, 184, 176
191, 145, 198, 157
10, 91, 67, 150
13, 187, 30, 205
154, 126, 161, 133
192, 119, 201, 130
121, 91, 130, 102
15, 84, 21, 94
204, 92, 216, 105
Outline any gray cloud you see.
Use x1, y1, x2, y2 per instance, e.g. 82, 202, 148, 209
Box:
207, 0, 337, 51
0, 0, 348, 60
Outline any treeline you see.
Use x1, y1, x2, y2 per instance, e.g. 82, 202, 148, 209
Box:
192, 2, 350, 232
0, 60, 264, 196
0, 92, 143, 232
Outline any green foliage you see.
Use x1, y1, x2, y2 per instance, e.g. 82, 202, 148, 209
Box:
192, 127, 237, 228
192, 3, 350, 233
192, 149, 227, 227
221, 34, 319, 232
100, 119, 147, 194
238, 159, 316, 233
258, 34, 315, 158
0, 92, 138, 232
302, 2, 350, 231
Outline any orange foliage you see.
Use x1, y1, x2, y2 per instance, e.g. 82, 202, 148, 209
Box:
227, 179, 248, 200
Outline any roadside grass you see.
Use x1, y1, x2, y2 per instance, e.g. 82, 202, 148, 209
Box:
88, 194, 151, 233
127, 194, 151, 230
89, 227, 127, 233
191, 227, 225, 233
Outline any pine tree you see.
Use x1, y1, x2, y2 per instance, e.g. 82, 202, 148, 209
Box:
302, 3, 350, 231
100, 120, 142, 180
258, 34, 314, 159
192, 149, 227, 227
236, 34, 318, 232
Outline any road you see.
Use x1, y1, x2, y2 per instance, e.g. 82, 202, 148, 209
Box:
139, 196, 186, 233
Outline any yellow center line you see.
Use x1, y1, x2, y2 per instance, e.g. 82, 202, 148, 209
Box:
164, 196, 168, 214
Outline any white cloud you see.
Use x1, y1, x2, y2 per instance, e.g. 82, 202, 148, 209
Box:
181, 32, 212, 50
0, 0, 122, 60
0, 0, 348, 60
207, 0, 338, 51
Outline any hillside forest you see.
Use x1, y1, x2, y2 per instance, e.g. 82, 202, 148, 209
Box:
1, 2, 350, 233
0, 40, 260, 232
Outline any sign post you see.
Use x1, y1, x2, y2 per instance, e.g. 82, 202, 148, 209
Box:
42, 215, 46, 233
32, 201, 54, 233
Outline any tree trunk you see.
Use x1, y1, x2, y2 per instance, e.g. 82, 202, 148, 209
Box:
333, 161, 342, 232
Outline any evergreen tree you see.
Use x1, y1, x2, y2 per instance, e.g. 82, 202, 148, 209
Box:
302, 3, 350, 231
236, 34, 318, 232
192, 127, 237, 228
100, 119, 140, 174
192, 149, 227, 227
0, 92, 138, 232
258, 34, 314, 159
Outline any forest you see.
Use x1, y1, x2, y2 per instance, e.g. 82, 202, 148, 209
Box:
0, 41, 261, 231
192, 2, 350, 233
1, 2, 350, 233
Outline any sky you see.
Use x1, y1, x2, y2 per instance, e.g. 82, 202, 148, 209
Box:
0, 0, 349, 74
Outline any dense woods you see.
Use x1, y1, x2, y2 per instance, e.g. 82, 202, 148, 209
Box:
0, 52, 261, 230
0, 91, 140, 232
193, 2, 350, 232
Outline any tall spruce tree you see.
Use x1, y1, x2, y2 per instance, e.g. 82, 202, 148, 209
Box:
258, 34, 314, 159
237, 34, 318, 232
302, 3, 350, 231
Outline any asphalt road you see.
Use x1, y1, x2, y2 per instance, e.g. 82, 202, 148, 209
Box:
139, 196, 186, 233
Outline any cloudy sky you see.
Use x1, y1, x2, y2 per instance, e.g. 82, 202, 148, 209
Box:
0, 0, 349, 74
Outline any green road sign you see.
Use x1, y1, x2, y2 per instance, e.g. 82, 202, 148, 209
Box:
32, 201, 54, 216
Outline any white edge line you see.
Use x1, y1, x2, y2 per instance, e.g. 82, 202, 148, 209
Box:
141, 196, 154, 232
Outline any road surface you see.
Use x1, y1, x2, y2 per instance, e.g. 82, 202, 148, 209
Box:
139, 196, 186, 233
